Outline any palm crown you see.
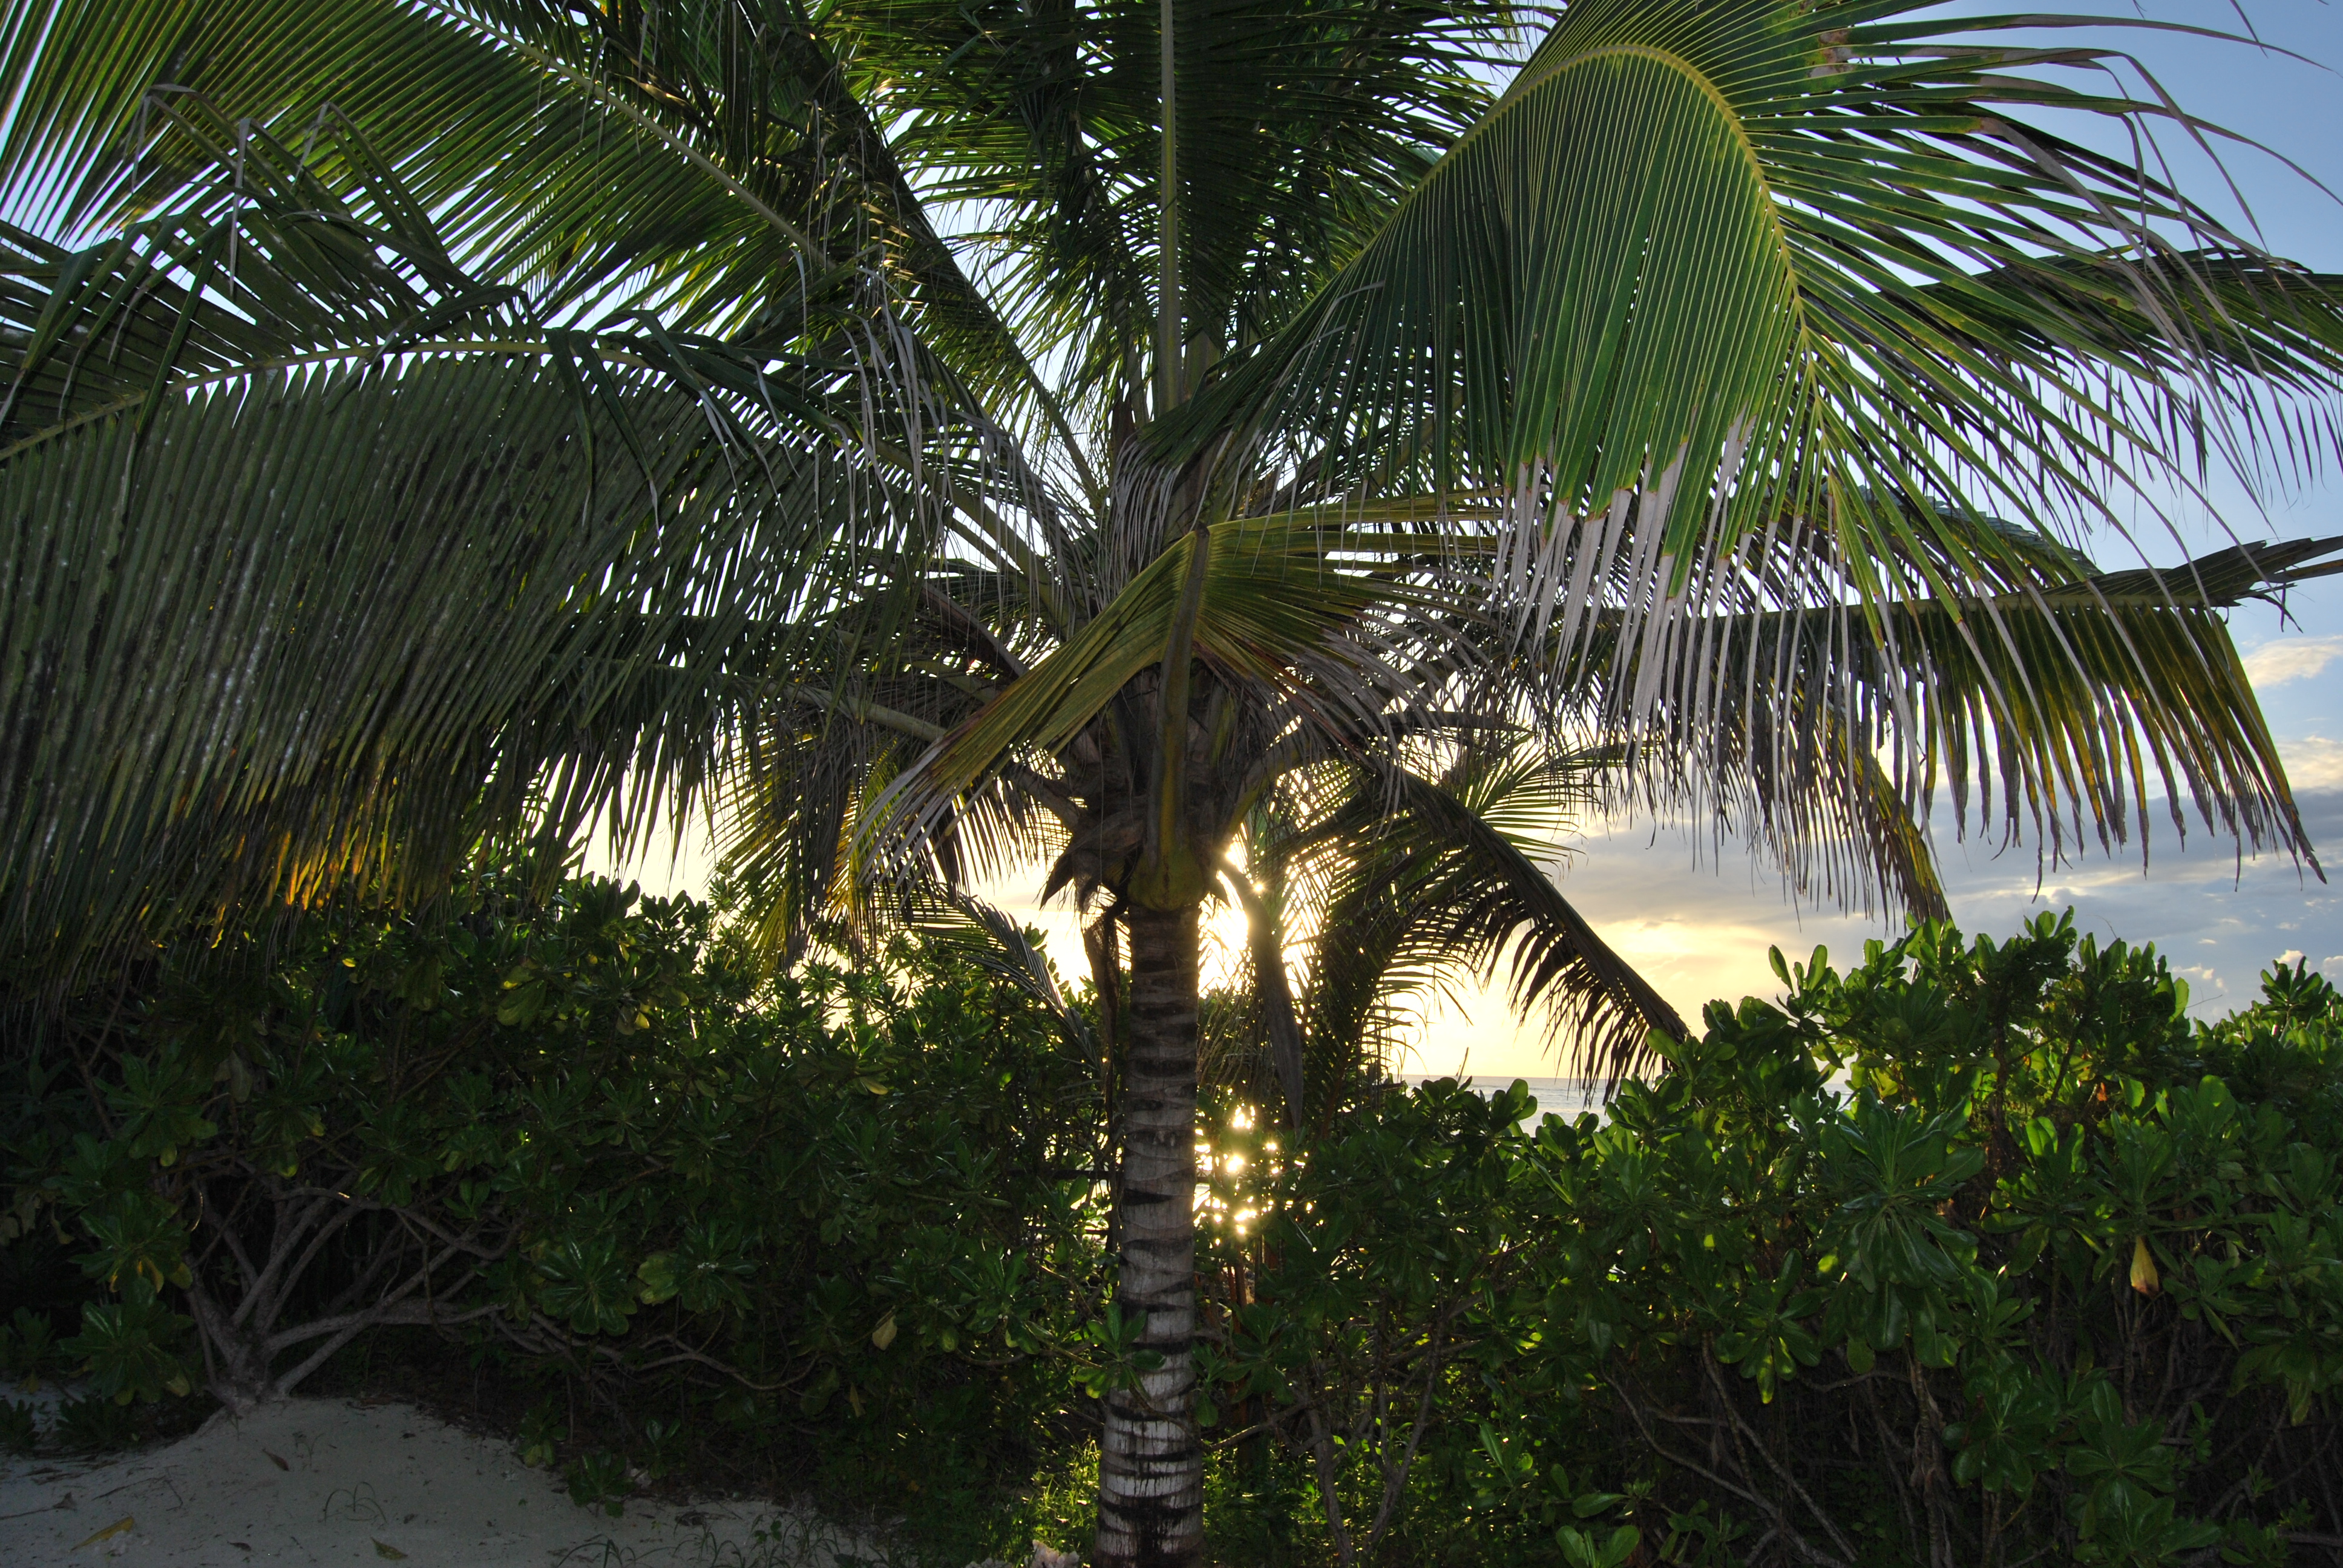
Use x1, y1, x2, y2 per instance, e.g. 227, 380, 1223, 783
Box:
5, 1, 2343, 1560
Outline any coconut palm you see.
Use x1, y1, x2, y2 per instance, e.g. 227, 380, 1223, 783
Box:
7, 1, 2343, 1561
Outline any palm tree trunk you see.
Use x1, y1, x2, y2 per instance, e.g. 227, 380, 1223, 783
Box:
1095, 900, 1204, 1568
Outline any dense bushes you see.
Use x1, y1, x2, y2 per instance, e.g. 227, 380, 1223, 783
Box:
0, 861, 1104, 1546
1195, 918, 2343, 1566
7, 883, 2343, 1567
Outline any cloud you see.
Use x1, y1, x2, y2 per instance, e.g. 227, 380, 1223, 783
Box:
2282, 736, 2343, 791
2243, 635, 2343, 688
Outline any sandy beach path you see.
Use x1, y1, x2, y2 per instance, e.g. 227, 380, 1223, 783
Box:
0, 1396, 848, 1567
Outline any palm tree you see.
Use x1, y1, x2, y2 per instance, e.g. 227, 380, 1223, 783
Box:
6, 2, 2343, 1561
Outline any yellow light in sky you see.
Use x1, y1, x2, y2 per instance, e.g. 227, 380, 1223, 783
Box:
576, 811, 1895, 1085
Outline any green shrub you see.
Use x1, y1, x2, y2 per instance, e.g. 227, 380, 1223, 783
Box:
1, 858, 1104, 1549
566, 1449, 635, 1516
0, 1397, 35, 1454
0, 1307, 62, 1389
11, 892, 2341, 1567
517, 1400, 567, 1469
54, 1390, 140, 1451
1194, 915, 2343, 1565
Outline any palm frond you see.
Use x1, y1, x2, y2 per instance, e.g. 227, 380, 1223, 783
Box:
1576, 535, 2343, 907
0, 115, 975, 970
1281, 747, 1682, 1085
0, 0, 1095, 496
834, 0, 1527, 428
1136, 0, 2343, 885
904, 885, 1100, 1057
1216, 853, 1307, 1120
870, 517, 1420, 843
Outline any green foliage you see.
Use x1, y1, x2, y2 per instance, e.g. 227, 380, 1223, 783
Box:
1554, 1523, 1640, 1568
0, 1398, 34, 1454
2, 859, 1103, 1551
506, 1400, 563, 1470
640, 1416, 687, 1481
565, 1449, 634, 1517
61, 1298, 194, 1404
0, 1307, 63, 1390
14, 890, 2342, 1564
53, 1391, 140, 1452
1188, 916, 2343, 1564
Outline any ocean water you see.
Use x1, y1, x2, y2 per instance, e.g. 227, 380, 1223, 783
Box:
1397, 1075, 1610, 1122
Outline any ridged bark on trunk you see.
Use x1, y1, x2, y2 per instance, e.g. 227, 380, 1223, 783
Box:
1095, 901, 1204, 1568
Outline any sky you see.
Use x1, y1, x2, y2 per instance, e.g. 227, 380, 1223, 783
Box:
592, 2, 2343, 1080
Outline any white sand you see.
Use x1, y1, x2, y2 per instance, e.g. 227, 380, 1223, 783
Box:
0, 1394, 862, 1567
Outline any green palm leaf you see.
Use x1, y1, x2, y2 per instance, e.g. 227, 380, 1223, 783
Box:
0, 0, 1093, 486
834, 0, 1522, 423
879, 517, 1412, 824
1136, 0, 2343, 878
0, 111, 978, 967
1169, 1, 2343, 538
905, 884, 1100, 1057
1575, 535, 2341, 903
1290, 750, 1684, 1089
